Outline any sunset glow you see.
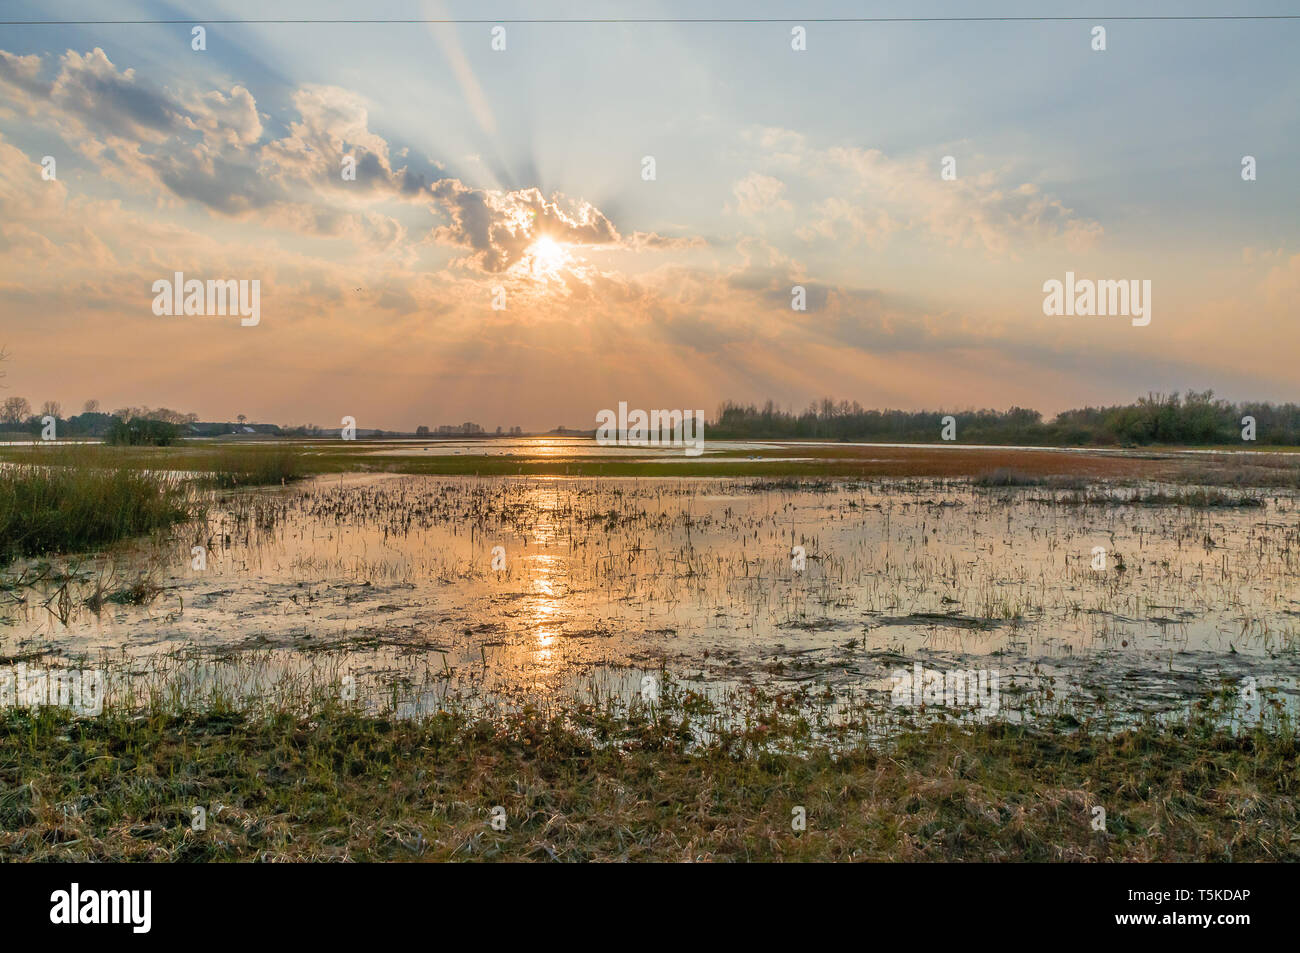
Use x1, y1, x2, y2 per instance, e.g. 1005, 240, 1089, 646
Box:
527, 236, 570, 279
2, 0, 1298, 879
0, 0, 1293, 431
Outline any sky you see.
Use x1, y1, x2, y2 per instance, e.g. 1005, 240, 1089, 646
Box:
1, 0, 1298, 431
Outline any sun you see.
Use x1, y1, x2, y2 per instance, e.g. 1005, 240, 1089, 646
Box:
528, 235, 570, 277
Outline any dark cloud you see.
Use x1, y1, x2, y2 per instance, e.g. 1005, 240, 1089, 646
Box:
51, 49, 187, 139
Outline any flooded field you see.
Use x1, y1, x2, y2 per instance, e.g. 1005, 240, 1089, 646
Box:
4, 469, 1298, 730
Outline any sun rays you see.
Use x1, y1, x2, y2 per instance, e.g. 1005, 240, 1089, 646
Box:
527, 235, 571, 279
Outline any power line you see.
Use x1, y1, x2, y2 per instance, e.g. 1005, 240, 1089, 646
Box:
3, 15, 1300, 25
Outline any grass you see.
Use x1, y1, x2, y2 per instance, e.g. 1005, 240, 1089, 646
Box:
972, 469, 1048, 487
971, 469, 1089, 489
0, 454, 200, 562
0, 444, 296, 563
82, 574, 163, 612
208, 446, 303, 488
1056, 488, 1265, 508
0, 685, 1294, 861
6, 439, 1300, 485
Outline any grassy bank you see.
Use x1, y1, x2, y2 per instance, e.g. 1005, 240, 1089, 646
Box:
1, 694, 1294, 861
0, 459, 200, 561
7, 439, 1300, 485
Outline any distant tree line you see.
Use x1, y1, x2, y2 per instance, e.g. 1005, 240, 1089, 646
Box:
0, 350, 274, 445
710, 391, 1300, 446
0, 397, 276, 445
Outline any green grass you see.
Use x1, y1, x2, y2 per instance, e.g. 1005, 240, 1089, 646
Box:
0, 454, 201, 562
0, 689, 1294, 861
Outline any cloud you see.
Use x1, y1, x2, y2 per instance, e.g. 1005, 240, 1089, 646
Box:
794, 197, 900, 249
50, 48, 189, 141
1261, 252, 1300, 304
1, 47, 699, 275
0, 51, 48, 108
189, 86, 263, 150
818, 146, 1101, 255
427, 179, 691, 273
626, 231, 707, 251
262, 85, 417, 196
2, 49, 418, 245
731, 172, 792, 216
735, 127, 1103, 257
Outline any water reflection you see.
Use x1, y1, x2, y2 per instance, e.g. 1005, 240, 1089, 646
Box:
4, 474, 1298, 722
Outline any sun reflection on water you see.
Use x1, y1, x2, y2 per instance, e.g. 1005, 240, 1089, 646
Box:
528, 553, 565, 668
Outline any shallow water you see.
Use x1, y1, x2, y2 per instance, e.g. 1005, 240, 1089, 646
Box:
358, 437, 782, 457
4, 473, 1298, 725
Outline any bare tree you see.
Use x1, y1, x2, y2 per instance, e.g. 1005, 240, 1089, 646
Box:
83, 399, 99, 414
2, 396, 31, 425
237, 414, 247, 426
40, 400, 61, 419
149, 407, 186, 425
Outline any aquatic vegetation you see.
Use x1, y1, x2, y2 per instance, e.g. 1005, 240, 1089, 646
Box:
0, 459, 200, 561
208, 446, 304, 488
4, 473, 1297, 723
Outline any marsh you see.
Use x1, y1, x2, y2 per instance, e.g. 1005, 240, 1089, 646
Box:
4, 446, 1296, 731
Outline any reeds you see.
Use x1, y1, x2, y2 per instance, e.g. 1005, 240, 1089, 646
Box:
0, 459, 200, 561
208, 446, 303, 488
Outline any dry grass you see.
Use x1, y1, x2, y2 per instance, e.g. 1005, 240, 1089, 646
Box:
0, 689, 1294, 862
